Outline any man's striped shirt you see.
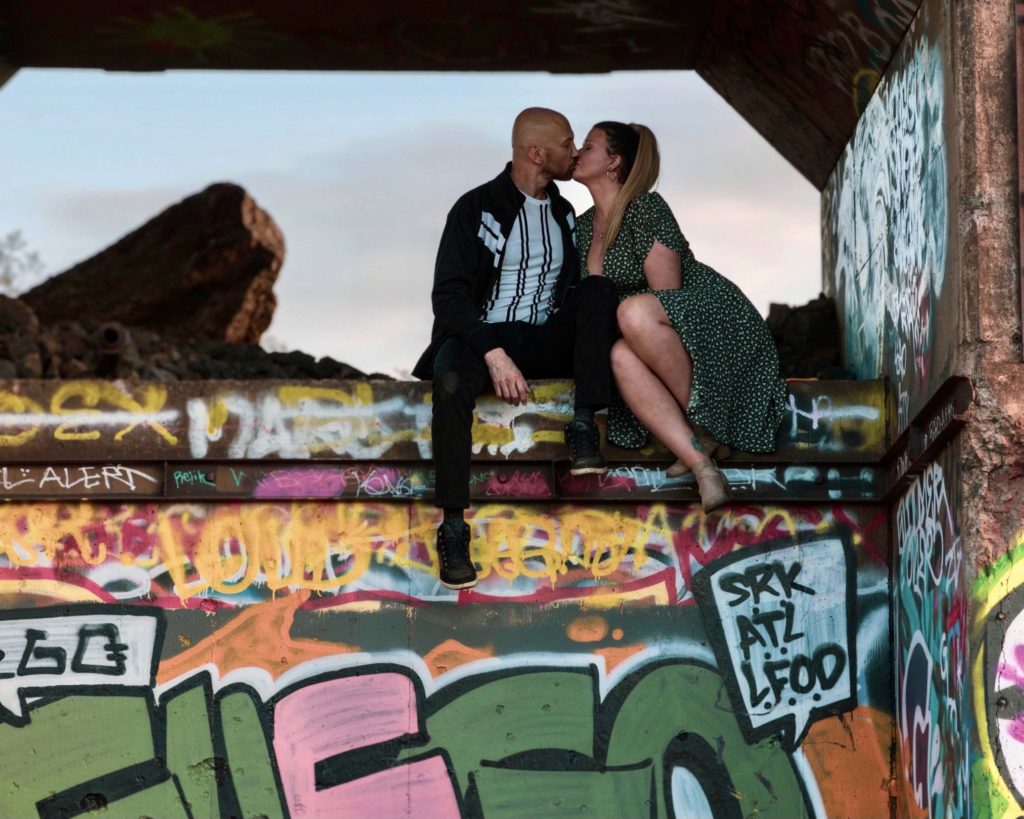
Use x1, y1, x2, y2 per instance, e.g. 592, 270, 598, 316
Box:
482, 193, 563, 324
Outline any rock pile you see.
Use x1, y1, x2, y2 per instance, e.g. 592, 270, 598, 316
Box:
4, 183, 386, 381
766, 293, 848, 379
0, 296, 369, 380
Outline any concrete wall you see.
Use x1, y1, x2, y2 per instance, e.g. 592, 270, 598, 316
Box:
822, 0, 955, 437
820, 2, 982, 815
0, 378, 896, 817
824, 0, 1024, 816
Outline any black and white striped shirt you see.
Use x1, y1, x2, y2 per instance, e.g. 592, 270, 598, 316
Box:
482, 193, 563, 324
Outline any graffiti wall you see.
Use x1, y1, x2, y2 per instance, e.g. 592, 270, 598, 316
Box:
0, 374, 898, 816
0, 498, 892, 818
822, 0, 955, 436
895, 443, 968, 819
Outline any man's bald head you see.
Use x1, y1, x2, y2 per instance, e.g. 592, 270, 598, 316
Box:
511, 107, 577, 184
512, 107, 571, 152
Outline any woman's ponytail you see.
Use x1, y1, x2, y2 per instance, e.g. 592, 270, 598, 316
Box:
599, 122, 660, 251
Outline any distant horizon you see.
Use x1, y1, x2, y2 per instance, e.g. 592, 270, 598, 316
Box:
0, 69, 821, 376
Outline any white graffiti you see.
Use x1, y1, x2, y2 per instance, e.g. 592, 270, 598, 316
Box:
0, 612, 159, 719
695, 539, 855, 751
187, 392, 433, 460
0, 465, 160, 493
896, 461, 968, 818
785, 392, 881, 449
897, 462, 960, 604
0, 409, 178, 428
826, 36, 947, 430
470, 398, 569, 457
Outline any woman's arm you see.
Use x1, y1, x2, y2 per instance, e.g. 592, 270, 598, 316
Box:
644, 239, 682, 290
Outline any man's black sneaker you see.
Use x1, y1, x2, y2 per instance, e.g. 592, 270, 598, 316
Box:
436, 520, 478, 590
564, 420, 608, 476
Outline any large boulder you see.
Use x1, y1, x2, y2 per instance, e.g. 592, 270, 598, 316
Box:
21, 183, 284, 344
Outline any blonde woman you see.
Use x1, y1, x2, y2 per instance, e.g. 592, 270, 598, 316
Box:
572, 121, 786, 512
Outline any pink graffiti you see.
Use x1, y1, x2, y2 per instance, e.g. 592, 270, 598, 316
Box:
274, 673, 460, 818
1007, 713, 1024, 744
484, 470, 552, 498
254, 469, 345, 499
558, 472, 636, 493
995, 644, 1024, 691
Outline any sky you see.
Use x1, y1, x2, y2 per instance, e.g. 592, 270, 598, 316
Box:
0, 69, 821, 376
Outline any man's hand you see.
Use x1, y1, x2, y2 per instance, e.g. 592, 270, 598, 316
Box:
484, 348, 529, 406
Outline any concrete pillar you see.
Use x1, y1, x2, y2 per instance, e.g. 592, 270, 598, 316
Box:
954, 2, 1024, 817
956, 0, 1024, 558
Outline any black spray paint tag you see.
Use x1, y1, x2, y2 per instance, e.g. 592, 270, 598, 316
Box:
693, 537, 858, 752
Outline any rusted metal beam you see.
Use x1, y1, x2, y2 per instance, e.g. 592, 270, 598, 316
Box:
882, 376, 973, 502
0, 460, 881, 504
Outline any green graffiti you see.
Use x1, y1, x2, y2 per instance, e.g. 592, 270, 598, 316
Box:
972, 535, 1024, 608
0, 693, 189, 817
0, 661, 815, 818
413, 670, 596, 795
972, 756, 1009, 819
473, 765, 654, 818
607, 663, 803, 818
164, 681, 220, 816
219, 689, 285, 819
91, 780, 190, 818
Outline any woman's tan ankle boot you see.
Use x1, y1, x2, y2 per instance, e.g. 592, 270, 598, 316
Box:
693, 460, 729, 513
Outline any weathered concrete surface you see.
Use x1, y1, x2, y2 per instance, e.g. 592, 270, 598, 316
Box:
946, 3, 1024, 817
955, 0, 1024, 565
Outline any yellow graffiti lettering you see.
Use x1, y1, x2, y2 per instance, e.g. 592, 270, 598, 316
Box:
207, 399, 230, 436
51, 381, 177, 444
0, 391, 45, 447
0, 501, 761, 604
468, 504, 669, 584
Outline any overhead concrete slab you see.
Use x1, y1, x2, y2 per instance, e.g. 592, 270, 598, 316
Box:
0, 1, 923, 187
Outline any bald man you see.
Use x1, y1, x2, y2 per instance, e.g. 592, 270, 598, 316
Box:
413, 108, 618, 590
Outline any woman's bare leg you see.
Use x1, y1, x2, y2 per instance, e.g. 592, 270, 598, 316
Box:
610, 339, 711, 470
616, 295, 693, 410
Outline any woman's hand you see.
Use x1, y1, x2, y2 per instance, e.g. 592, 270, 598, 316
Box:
484, 348, 530, 405
644, 240, 682, 290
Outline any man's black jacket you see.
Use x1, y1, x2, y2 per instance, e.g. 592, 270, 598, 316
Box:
412, 163, 578, 379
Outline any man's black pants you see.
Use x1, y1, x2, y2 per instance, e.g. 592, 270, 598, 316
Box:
431, 275, 618, 509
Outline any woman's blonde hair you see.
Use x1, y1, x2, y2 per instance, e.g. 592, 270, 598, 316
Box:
595, 122, 659, 250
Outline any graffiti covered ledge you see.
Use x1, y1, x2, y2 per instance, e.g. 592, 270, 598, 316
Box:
0, 377, 887, 503
0, 375, 900, 818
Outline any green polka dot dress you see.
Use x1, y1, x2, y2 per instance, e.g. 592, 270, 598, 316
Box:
577, 191, 787, 452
